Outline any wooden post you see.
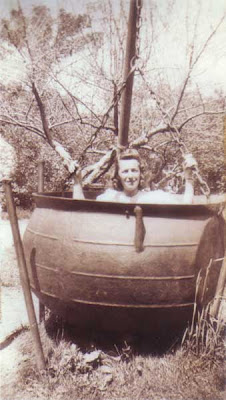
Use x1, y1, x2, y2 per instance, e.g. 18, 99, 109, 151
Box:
210, 254, 226, 319
211, 115, 226, 318
38, 162, 45, 322
3, 180, 45, 370
118, 0, 142, 149
210, 116, 226, 318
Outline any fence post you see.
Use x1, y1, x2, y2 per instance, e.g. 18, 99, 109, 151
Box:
3, 180, 46, 370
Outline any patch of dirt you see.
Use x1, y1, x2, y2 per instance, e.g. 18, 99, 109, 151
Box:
0, 219, 28, 287
0, 334, 26, 397
0, 219, 39, 399
0, 286, 39, 343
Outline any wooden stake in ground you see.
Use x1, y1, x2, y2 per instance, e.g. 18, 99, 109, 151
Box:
3, 180, 46, 370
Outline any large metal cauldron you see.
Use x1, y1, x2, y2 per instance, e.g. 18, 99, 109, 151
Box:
23, 192, 225, 334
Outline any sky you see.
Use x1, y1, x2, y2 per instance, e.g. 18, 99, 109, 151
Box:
145, 0, 226, 95
0, 0, 225, 98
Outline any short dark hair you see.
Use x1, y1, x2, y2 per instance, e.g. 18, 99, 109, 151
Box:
118, 148, 141, 162
111, 149, 145, 191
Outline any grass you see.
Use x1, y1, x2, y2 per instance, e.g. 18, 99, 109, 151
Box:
1, 308, 225, 400
182, 304, 225, 367
181, 269, 225, 368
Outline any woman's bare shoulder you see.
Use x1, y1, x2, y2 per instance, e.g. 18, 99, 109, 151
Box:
96, 188, 118, 201
139, 190, 180, 204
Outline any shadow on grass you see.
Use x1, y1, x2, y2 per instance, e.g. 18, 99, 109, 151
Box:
44, 311, 185, 357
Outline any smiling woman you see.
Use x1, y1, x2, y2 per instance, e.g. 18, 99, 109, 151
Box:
118, 159, 141, 196
96, 149, 143, 203
72, 148, 197, 204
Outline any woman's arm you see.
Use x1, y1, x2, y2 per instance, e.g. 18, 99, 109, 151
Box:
183, 154, 197, 204
72, 169, 84, 199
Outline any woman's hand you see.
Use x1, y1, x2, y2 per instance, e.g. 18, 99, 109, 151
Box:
182, 154, 197, 203
72, 167, 82, 185
183, 154, 197, 180
72, 167, 84, 199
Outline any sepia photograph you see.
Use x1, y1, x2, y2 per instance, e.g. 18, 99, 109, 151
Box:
0, 0, 225, 399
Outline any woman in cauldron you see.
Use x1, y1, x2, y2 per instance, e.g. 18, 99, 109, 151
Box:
73, 149, 197, 204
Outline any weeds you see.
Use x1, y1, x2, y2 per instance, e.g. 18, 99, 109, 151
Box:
2, 313, 223, 400
181, 304, 225, 366
181, 268, 225, 368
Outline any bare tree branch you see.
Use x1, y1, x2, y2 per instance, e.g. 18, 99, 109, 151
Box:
0, 117, 45, 138
171, 15, 225, 124
49, 120, 75, 129
192, 15, 225, 70
82, 148, 116, 185
31, 82, 80, 173
179, 110, 225, 130
32, 81, 54, 146
131, 124, 169, 147
58, 93, 115, 132
52, 74, 102, 122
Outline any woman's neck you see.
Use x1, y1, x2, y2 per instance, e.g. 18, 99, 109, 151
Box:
124, 189, 139, 197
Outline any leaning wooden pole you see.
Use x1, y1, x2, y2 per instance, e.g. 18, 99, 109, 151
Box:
118, 0, 142, 149
3, 180, 45, 370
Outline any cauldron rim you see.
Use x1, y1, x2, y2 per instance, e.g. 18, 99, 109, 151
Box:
32, 191, 225, 218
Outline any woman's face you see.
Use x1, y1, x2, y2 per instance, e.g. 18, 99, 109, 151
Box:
118, 158, 141, 196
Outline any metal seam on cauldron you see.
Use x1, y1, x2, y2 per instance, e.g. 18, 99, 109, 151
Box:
36, 263, 57, 272
30, 285, 194, 309
70, 298, 194, 309
35, 263, 195, 280
27, 228, 58, 240
72, 238, 199, 247
26, 228, 199, 247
